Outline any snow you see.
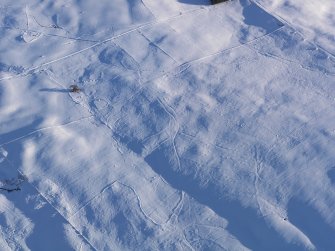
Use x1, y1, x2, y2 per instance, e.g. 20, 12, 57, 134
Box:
1, 0, 335, 250
254, 0, 335, 55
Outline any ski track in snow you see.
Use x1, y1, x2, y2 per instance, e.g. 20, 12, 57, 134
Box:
0, 115, 94, 148
1, 0, 335, 250
1, 154, 99, 251
0, 6, 208, 83
252, 0, 335, 59
0, 4, 289, 85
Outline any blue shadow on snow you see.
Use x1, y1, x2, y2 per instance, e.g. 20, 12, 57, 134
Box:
145, 141, 300, 250
288, 198, 335, 250
178, 0, 211, 5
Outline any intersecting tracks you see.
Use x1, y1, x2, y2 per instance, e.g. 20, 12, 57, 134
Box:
2, 2, 331, 249
0, 2, 289, 84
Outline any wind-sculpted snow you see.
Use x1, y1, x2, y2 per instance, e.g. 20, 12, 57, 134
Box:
253, 0, 335, 55
1, 0, 335, 250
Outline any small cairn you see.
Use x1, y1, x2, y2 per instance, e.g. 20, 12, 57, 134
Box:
69, 84, 81, 93
211, 0, 228, 4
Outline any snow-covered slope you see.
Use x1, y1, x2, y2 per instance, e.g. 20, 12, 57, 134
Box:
0, 0, 334, 250
254, 0, 335, 55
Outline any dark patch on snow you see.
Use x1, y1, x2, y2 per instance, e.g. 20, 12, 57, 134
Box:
242, 0, 283, 32
327, 167, 335, 186
177, 0, 211, 5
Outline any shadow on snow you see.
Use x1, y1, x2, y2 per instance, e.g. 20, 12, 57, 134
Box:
39, 88, 69, 93
288, 198, 335, 250
145, 141, 300, 250
177, 0, 211, 5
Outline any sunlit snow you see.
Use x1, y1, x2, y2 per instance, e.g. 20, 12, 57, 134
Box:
0, 0, 334, 250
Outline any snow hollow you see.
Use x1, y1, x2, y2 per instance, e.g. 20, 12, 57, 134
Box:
0, 0, 335, 250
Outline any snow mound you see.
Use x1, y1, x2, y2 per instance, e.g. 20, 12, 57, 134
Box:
1, 0, 334, 250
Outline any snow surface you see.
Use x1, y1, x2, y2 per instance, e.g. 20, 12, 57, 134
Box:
0, 0, 335, 250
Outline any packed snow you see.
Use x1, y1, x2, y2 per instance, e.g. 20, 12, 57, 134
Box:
0, 0, 334, 250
